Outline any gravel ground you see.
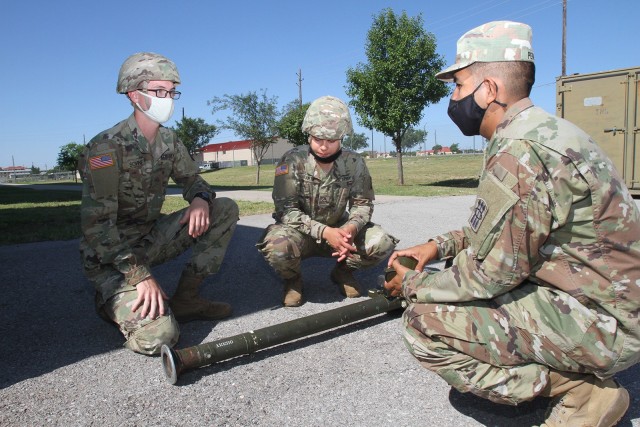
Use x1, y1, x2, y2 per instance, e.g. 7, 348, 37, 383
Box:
1, 194, 638, 427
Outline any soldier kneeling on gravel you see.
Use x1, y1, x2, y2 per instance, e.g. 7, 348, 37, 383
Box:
79, 52, 239, 356
384, 21, 640, 427
257, 95, 397, 307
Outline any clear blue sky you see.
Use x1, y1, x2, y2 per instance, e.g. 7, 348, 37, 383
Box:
2, 0, 638, 170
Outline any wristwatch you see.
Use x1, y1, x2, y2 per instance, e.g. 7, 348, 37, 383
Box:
193, 191, 212, 205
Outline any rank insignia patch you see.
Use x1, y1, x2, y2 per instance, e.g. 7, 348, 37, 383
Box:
89, 154, 114, 170
469, 198, 488, 232
275, 164, 289, 176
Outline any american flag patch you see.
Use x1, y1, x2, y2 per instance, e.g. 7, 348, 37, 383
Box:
275, 164, 289, 176
89, 154, 114, 170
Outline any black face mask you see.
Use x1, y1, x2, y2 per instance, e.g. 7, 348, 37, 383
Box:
447, 81, 508, 136
309, 146, 342, 164
447, 82, 487, 136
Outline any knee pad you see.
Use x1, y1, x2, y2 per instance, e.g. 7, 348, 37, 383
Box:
124, 315, 180, 356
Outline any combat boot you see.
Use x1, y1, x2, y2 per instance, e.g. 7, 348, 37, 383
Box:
169, 272, 232, 322
283, 275, 303, 307
539, 370, 629, 427
330, 262, 361, 298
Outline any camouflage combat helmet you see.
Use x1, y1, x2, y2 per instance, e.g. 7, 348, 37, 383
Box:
302, 96, 353, 140
436, 21, 534, 82
116, 52, 181, 94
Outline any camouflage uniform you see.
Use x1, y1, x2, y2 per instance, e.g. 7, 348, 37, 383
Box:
79, 114, 239, 354
257, 145, 397, 282
398, 21, 640, 407
402, 98, 640, 405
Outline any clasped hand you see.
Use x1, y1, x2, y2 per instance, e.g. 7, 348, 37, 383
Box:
323, 224, 357, 262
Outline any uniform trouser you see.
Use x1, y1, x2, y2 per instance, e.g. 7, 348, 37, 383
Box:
402, 282, 621, 405
256, 222, 398, 280
87, 197, 239, 355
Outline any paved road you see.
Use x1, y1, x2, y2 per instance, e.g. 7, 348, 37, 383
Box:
1, 189, 638, 427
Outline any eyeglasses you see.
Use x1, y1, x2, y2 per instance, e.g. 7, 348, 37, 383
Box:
143, 88, 181, 99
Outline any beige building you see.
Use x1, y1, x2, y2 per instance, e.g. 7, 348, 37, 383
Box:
194, 138, 294, 168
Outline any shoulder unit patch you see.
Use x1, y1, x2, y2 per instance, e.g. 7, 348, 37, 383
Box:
469, 197, 488, 232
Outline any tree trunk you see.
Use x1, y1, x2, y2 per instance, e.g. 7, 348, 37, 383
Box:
255, 163, 261, 185
394, 138, 404, 185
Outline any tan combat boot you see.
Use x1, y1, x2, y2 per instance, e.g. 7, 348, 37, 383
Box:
540, 370, 629, 427
169, 272, 232, 322
330, 262, 361, 298
283, 275, 303, 307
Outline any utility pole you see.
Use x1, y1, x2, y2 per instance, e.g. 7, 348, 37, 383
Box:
562, 0, 567, 76
423, 124, 428, 153
296, 69, 303, 107
371, 129, 374, 158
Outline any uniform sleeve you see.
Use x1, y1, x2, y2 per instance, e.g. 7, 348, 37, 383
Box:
431, 230, 468, 259
170, 138, 213, 202
79, 141, 151, 286
343, 157, 374, 234
402, 152, 553, 303
272, 154, 326, 241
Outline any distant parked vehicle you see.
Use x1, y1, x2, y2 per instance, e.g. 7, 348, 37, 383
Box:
198, 162, 218, 172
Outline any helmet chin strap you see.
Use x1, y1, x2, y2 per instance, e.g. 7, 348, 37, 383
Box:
309, 147, 343, 164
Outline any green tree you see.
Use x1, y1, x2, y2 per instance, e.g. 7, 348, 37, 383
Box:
346, 8, 449, 184
57, 142, 84, 183
277, 100, 310, 146
342, 132, 369, 151
401, 128, 427, 153
30, 165, 41, 175
208, 89, 280, 184
172, 116, 217, 155
432, 143, 443, 154
450, 143, 460, 153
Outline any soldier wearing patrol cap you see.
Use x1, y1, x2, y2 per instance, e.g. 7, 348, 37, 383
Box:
79, 52, 239, 356
384, 21, 640, 426
257, 95, 398, 307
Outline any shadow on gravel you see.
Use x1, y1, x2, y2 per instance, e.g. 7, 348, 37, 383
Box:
448, 362, 640, 426
449, 389, 549, 426
0, 222, 388, 389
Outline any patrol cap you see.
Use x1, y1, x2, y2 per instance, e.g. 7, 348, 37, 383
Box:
116, 52, 181, 94
302, 95, 353, 140
435, 21, 534, 82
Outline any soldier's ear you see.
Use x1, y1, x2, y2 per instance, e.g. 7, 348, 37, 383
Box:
127, 91, 139, 103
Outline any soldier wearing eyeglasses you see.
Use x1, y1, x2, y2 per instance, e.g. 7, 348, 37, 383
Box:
78, 52, 239, 356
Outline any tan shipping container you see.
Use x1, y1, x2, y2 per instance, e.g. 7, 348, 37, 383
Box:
556, 67, 640, 195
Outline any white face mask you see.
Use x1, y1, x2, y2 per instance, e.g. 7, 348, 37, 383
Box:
136, 90, 175, 123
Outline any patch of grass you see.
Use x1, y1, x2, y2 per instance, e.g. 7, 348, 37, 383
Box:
366, 155, 482, 197
0, 187, 83, 245
0, 187, 274, 245
0, 155, 481, 245
162, 197, 274, 217
193, 155, 483, 197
